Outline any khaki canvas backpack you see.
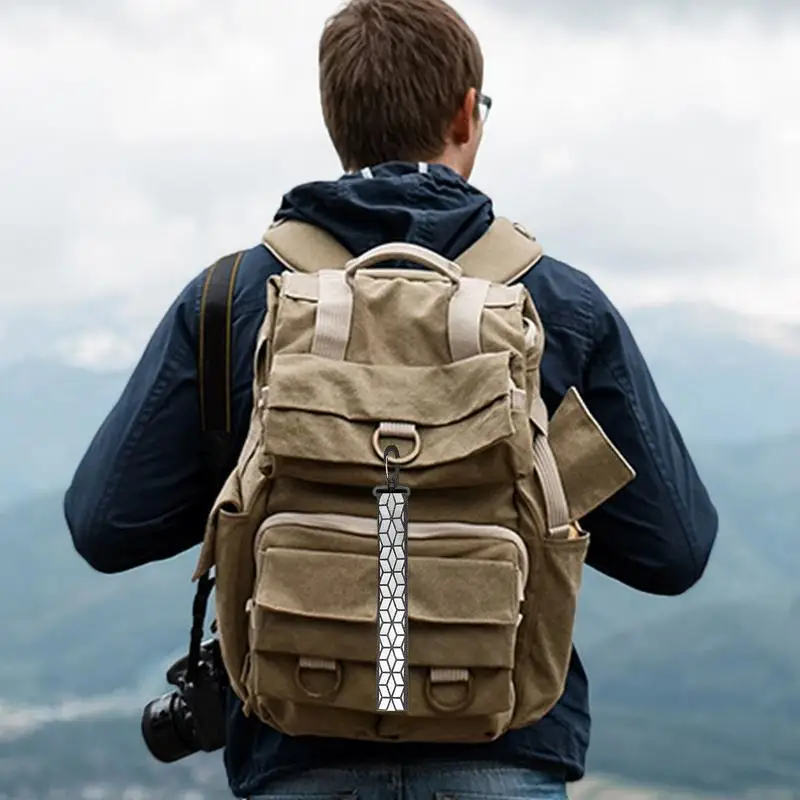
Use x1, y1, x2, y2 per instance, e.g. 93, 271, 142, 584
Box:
193, 217, 636, 743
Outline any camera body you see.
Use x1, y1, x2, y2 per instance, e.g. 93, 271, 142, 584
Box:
141, 638, 228, 763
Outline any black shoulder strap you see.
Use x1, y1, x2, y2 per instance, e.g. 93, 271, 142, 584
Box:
188, 249, 244, 681
198, 250, 246, 492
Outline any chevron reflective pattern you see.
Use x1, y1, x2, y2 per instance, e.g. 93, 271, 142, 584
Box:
376, 489, 409, 712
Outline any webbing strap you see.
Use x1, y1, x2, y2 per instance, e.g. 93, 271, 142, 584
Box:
533, 436, 572, 537
529, 396, 571, 537
311, 271, 353, 360
430, 667, 469, 683
447, 277, 491, 360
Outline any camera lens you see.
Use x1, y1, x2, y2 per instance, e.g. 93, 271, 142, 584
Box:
141, 691, 199, 763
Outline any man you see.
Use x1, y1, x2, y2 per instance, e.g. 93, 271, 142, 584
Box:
64, 0, 719, 797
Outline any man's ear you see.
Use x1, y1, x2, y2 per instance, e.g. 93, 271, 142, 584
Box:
449, 87, 478, 145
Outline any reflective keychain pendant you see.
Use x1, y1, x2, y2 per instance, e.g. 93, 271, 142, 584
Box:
373, 445, 409, 712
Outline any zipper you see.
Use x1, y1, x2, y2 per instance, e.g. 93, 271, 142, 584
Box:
258, 512, 528, 601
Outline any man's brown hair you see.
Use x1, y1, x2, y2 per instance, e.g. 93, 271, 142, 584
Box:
319, 0, 484, 170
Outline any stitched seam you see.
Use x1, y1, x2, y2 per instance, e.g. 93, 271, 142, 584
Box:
571, 275, 599, 346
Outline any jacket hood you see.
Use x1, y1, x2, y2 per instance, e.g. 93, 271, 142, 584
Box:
273, 161, 494, 260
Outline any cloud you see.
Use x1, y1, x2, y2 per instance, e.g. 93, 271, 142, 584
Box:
466, 2, 800, 317
1, 0, 798, 370
481, 0, 800, 28
0, 2, 336, 317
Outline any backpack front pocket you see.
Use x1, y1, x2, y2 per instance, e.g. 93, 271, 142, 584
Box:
245, 513, 527, 742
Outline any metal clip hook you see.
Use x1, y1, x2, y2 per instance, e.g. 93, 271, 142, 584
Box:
384, 445, 400, 489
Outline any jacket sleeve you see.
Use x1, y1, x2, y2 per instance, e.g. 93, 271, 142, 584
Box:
579, 289, 719, 596
64, 277, 210, 574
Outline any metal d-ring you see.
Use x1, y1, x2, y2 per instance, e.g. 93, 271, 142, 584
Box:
294, 659, 343, 701
371, 426, 421, 466
423, 670, 476, 715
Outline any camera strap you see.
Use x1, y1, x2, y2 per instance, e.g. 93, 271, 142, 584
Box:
188, 249, 246, 682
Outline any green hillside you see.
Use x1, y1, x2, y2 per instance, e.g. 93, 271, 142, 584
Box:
623, 304, 800, 445
2, 308, 800, 797
0, 715, 229, 799
1, 429, 798, 794
4, 430, 798, 705
0, 362, 125, 507
574, 432, 800, 646
583, 596, 800, 792
0, 494, 197, 702
2, 713, 751, 800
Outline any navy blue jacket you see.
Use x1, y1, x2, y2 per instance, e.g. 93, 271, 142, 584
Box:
65, 162, 718, 797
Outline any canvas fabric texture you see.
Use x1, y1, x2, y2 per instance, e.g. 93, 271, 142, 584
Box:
193, 217, 636, 743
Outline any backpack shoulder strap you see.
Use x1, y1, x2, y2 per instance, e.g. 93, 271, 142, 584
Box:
192, 249, 245, 667
262, 216, 541, 284
262, 219, 352, 272
198, 250, 246, 490
455, 217, 543, 284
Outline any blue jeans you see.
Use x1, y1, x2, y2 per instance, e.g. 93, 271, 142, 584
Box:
249, 761, 568, 799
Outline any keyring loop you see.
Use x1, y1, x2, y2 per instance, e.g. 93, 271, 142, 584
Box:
384, 445, 400, 487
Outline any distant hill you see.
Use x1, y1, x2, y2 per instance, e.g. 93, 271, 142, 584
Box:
0, 715, 229, 799
584, 596, 800, 793
3, 430, 797, 704
2, 302, 800, 797
1, 302, 799, 501
0, 362, 126, 507
1, 430, 798, 794
623, 303, 800, 445
0, 493, 197, 703
574, 431, 800, 645
3, 712, 755, 800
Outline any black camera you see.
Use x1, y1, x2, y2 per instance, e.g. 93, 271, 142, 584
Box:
141, 638, 228, 763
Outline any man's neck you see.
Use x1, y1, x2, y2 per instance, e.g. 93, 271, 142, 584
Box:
429, 149, 469, 179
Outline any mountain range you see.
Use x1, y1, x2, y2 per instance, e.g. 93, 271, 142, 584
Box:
1, 301, 799, 798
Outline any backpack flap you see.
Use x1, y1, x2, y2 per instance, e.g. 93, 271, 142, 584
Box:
260, 251, 530, 488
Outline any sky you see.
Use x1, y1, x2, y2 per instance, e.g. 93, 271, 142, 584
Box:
1, 0, 799, 368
